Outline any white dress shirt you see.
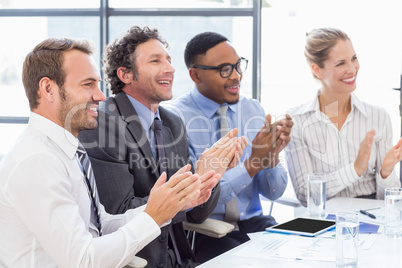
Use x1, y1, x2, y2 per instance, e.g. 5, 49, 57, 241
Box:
285, 92, 401, 206
0, 113, 161, 268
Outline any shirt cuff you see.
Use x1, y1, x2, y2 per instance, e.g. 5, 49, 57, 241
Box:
262, 162, 284, 177
376, 169, 399, 187
340, 163, 361, 186
122, 212, 161, 250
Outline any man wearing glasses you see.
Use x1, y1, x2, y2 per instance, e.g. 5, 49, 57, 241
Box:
167, 32, 294, 263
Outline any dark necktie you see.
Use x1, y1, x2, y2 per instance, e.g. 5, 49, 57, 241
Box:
153, 118, 168, 175
152, 117, 182, 265
76, 143, 103, 236
216, 105, 239, 224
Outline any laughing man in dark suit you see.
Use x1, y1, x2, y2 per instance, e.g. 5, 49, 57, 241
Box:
79, 26, 242, 268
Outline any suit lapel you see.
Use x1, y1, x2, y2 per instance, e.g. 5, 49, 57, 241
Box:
114, 93, 159, 176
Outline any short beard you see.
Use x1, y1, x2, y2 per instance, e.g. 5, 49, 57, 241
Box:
58, 85, 67, 102
57, 88, 97, 136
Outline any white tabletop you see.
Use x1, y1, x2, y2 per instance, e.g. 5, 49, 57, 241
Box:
198, 197, 402, 268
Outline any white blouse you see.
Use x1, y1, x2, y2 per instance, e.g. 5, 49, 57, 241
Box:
285, 92, 401, 206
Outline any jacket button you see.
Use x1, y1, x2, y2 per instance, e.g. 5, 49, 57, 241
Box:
157, 262, 164, 267
159, 235, 166, 243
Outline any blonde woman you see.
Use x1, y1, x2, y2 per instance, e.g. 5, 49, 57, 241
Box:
285, 28, 402, 206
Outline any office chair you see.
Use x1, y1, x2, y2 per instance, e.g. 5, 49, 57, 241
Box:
124, 220, 233, 268
183, 174, 302, 253
124, 256, 147, 268
183, 218, 235, 250
183, 196, 301, 252
266, 196, 302, 216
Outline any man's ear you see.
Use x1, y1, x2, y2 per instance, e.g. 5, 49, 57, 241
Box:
38, 77, 56, 102
311, 63, 323, 79
117, 67, 134, 84
189, 68, 201, 83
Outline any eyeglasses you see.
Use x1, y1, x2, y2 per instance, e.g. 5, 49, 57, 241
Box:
192, 57, 248, 78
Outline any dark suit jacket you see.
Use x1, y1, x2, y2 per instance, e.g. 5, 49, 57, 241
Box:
79, 92, 220, 267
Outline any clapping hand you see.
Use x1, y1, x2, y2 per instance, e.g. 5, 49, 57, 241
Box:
145, 164, 201, 226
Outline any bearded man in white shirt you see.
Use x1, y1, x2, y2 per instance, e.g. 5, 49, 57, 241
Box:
0, 38, 219, 268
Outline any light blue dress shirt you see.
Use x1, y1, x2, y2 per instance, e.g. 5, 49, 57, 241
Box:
169, 88, 288, 221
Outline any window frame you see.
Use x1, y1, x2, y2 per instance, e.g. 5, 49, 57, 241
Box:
0, 0, 262, 125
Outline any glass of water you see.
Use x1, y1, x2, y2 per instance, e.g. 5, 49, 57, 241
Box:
336, 212, 359, 267
385, 187, 402, 237
307, 174, 326, 218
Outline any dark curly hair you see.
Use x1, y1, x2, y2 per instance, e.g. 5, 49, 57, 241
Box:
103, 26, 168, 94
184, 31, 228, 69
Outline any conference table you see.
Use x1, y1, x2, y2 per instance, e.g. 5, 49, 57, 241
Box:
198, 197, 402, 268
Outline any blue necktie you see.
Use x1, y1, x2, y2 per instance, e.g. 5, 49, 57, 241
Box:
152, 118, 182, 265
77, 143, 103, 236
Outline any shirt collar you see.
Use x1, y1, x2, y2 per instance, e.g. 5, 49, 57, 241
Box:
125, 93, 160, 130
291, 91, 320, 116
350, 92, 367, 117
29, 112, 78, 160
293, 90, 366, 117
190, 86, 237, 118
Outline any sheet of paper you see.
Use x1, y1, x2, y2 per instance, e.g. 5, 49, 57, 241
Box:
235, 232, 380, 262
357, 233, 378, 250
234, 233, 336, 262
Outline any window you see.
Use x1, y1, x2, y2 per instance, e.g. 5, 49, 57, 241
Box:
261, 0, 402, 206
109, 0, 253, 8
0, 0, 99, 9
109, 16, 253, 98
0, 16, 100, 118
0, 0, 260, 157
261, 0, 401, 146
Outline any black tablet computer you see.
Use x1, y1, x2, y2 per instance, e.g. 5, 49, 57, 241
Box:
265, 217, 336, 237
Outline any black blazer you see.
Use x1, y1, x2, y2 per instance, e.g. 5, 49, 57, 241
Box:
79, 92, 220, 267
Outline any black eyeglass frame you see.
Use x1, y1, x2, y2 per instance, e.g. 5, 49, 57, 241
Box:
192, 57, 248, 78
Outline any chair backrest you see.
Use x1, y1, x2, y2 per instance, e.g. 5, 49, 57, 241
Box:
124, 256, 147, 268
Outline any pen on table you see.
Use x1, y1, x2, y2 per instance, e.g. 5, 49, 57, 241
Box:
364, 207, 381, 211
359, 210, 376, 219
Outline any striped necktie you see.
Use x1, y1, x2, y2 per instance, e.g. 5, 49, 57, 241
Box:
216, 105, 230, 138
76, 143, 103, 236
216, 105, 239, 224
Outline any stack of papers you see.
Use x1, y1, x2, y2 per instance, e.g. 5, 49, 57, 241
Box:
234, 232, 337, 262
235, 231, 379, 262
235, 213, 381, 263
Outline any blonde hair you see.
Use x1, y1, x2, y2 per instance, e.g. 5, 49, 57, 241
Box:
304, 28, 350, 79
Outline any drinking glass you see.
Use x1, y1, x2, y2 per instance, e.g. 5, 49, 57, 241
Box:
336, 212, 359, 267
307, 174, 326, 218
385, 187, 402, 237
